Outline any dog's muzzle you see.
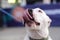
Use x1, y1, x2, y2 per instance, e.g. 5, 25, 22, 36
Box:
24, 9, 40, 26
29, 37, 48, 40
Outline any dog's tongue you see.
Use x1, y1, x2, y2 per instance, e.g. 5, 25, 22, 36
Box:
12, 7, 33, 23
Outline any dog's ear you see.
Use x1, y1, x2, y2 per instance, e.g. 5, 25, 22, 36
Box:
49, 18, 52, 23
46, 16, 52, 25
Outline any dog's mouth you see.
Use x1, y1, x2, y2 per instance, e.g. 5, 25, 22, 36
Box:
23, 9, 40, 26
24, 16, 40, 26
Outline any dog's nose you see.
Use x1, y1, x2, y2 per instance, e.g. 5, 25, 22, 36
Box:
28, 9, 33, 17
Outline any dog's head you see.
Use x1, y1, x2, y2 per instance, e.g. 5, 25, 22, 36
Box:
13, 7, 52, 28
24, 8, 52, 29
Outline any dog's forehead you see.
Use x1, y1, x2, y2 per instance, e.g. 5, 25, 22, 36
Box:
32, 8, 51, 22
32, 8, 45, 14
33, 8, 46, 13
33, 8, 41, 11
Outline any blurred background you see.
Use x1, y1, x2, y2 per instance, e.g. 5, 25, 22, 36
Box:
0, 0, 60, 40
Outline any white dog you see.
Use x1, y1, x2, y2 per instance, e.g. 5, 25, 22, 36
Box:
13, 8, 52, 40
23, 8, 52, 40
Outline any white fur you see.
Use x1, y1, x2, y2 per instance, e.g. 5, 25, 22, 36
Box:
24, 8, 52, 40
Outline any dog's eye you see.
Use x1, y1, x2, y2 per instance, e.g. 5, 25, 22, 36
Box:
36, 22, 40, 25
38, 10, 42, 13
